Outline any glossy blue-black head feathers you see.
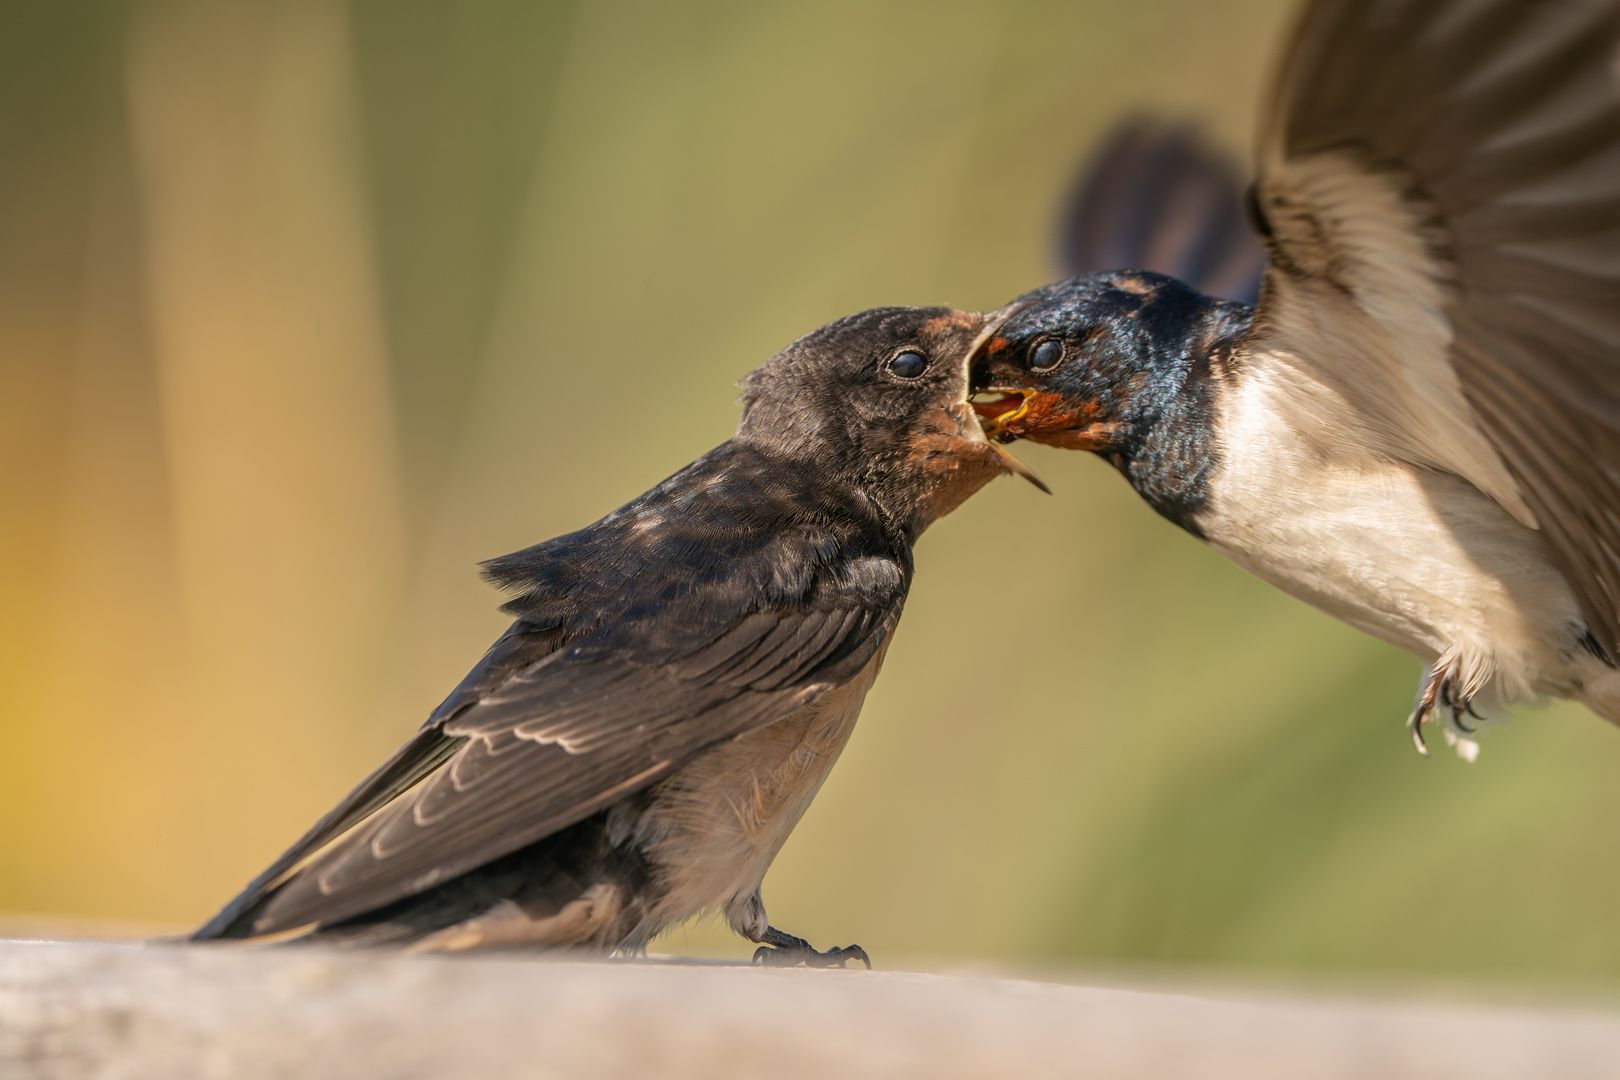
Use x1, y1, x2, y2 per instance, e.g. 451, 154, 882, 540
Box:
972, 271, 1252, 534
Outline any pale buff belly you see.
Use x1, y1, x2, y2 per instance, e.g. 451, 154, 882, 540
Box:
404, 652, 886, 954
622, 649, 887, 946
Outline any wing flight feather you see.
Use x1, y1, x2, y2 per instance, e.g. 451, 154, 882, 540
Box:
1250, 0, 1620, 653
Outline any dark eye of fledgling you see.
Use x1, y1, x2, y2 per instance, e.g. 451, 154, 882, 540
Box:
888, 350, 929, 379
1029, 339, 1065, 372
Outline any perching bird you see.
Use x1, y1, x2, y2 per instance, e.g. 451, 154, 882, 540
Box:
193, 305, 1038, 962
972, 0, 1620, 758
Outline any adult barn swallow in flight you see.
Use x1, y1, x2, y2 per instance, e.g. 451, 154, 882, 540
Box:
194, 306, 1038, 963
974, 0, 1620, 758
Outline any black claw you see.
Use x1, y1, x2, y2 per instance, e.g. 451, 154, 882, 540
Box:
751, 926, 871, 970
1408, 670, 1443, 758
1407, 697, 1431, 756
1408, 714, 1430, 756
809, 945, 871, 970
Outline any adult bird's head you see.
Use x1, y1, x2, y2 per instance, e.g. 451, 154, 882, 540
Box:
737, 306, 1046, 538
968, 271, 1252, 532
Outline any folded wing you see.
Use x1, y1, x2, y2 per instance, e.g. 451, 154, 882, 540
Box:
196, 445, 908, 938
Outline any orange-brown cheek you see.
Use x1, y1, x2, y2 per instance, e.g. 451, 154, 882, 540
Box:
1030, 422, 1125, 451
904, 427, 1007, 522
919, 311, 982, 337
998, 392, 1100, 440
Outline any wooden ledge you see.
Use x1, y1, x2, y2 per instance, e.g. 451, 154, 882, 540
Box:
4, 940, 1619, 1078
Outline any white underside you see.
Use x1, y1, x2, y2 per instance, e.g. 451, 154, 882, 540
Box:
1200, 358, 1620, 747
1222, 140, 1620, 751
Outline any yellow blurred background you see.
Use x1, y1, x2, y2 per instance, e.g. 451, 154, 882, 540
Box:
7, 0, 1620, 985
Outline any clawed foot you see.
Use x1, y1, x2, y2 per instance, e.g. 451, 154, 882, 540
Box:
751, 926, 871, 970
1407, 663, 1482, 757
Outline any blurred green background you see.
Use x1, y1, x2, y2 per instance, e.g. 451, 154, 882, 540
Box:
6, 0, 1620, 984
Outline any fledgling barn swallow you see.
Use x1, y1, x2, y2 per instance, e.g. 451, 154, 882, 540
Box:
973, 0, 1620, 757
193, 305, 1041, 964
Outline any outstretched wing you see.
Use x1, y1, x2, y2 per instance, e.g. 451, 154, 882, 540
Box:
1248, 0, 1620, 656
195, 444, 908, 938
1057, 117, 1267, 304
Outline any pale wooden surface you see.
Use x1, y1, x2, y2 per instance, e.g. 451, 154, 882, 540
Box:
5, 940, 1620, 1079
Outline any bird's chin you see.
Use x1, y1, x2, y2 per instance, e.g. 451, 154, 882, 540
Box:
942, 399, 1050, 495
904, 439, 1017, 529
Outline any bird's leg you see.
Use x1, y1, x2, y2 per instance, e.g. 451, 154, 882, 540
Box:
750, 926, 871, 970
1409, 661, 1481, 756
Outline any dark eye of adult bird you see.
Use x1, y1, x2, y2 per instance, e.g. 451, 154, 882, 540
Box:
889, 349, 928, 378
192, 305, 1044, 965
972, 0, 1620, 761
1028, 339, 1064, 372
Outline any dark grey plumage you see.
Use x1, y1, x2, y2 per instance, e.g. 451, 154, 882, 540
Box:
194, 306, 1020, 959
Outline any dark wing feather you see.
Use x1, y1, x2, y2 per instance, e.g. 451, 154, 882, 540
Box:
199, 442, 908, 937
190, 725, 469, 939
1057, 118, 1267, 304
190, 625, 566, 939
1255, 0, 1620, 655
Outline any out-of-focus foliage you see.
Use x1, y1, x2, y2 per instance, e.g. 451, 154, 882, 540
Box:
5, 0, 1620, 983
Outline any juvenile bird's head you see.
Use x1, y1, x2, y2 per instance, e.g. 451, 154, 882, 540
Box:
969, 272, 1252, 532
738, 306, 1044, 538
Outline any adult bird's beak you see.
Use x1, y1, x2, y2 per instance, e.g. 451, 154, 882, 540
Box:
962, 302, 1050, 494
970, 388, 1036, 437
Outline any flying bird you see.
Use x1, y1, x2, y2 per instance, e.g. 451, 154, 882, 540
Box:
194, 305, 1038, 963
973, 0, 1620, 758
